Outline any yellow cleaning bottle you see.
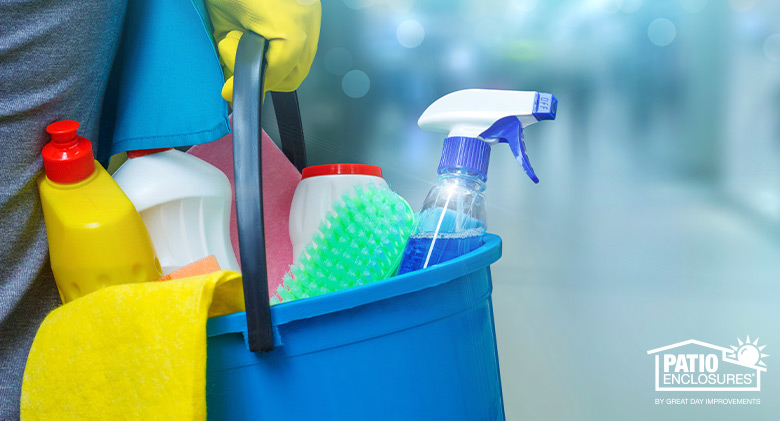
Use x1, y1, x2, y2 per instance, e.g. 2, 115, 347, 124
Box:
37, 120, 162, 302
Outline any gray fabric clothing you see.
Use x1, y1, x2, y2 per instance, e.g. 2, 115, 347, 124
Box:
0, 1, 125, 418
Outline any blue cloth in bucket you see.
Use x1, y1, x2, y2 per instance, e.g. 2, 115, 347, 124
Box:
97, 0, 229, 165
206, 234, 506, 420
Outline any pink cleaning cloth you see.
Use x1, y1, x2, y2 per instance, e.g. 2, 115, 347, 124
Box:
187, 117, 300, 297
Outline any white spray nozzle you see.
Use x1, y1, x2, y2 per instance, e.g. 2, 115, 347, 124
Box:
418, 89, 557, 183
418, 89, 555, 138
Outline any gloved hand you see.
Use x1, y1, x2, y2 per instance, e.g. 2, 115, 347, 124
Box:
205, 0, 321, 102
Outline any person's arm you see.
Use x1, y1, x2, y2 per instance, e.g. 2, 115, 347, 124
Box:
205, 0, 322, 101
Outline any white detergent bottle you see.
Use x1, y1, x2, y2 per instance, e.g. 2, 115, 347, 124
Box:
289, 164, 388, 263
113, 148, 239, 274
398, 89, 557, 274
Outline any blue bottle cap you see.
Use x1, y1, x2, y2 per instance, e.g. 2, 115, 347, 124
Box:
437, 137, 491, 181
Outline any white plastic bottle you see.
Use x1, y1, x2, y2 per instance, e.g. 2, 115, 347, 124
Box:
113, 148, 239, 274
289, 164, 388, 263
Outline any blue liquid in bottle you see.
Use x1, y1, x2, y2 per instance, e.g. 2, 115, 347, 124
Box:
398, 229, 485, 274
397, 168, 487, 274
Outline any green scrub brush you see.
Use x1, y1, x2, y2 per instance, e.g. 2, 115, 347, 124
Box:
271, 183, 415, 304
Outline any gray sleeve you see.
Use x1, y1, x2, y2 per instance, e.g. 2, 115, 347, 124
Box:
0, 1, 126, 418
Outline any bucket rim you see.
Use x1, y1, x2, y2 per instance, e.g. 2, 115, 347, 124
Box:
207, 233, 502, 337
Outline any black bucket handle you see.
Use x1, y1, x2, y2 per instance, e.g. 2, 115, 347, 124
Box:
232, 32, 307, 352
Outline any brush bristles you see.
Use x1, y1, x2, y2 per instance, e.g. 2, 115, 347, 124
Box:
271, 184, 415, 304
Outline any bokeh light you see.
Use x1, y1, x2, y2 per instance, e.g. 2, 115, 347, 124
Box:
341, 70, 370, 98
396, 20, 425, 48
764, 33, 780, 62
647, 18, 677, 47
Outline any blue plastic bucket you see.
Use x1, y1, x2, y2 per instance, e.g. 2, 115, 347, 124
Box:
206, 234, 504, 420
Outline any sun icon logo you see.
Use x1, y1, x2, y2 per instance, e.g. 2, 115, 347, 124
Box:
727, 335, 769, 368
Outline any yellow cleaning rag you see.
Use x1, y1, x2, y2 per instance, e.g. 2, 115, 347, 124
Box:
20, 270, 245, 420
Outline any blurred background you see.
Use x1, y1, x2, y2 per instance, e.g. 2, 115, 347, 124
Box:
260, 0, 780, 419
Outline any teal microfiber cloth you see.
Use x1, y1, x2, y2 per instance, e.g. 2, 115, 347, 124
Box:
272, 184, 415, 304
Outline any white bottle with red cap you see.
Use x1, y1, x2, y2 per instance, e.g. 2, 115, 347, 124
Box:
289, 164, 389, 263
112, 148, 239, 274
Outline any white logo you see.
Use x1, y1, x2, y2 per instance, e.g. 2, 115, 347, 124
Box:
647, 336, 769, 392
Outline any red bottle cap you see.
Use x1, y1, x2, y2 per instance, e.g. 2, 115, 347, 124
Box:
42, 120, 95, 184
301, 164, 383, 180
127, 147, 174, 159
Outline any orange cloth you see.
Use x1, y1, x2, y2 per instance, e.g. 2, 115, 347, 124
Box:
159, 255, 221, 281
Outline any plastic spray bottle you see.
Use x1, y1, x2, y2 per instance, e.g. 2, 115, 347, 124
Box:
37, 121, 162, 302
398, 89, 557, 274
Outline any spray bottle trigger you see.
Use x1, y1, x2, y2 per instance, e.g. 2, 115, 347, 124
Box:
480, 116, 539, 184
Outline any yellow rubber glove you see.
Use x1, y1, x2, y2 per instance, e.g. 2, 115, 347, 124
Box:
206, 0, 321, 102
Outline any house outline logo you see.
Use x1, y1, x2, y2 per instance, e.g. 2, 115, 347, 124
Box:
647, 336, 768, 392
